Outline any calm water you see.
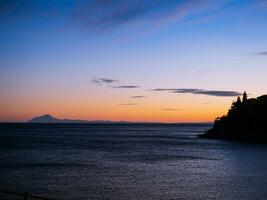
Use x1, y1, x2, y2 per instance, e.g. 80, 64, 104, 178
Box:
1, 123, 267, 200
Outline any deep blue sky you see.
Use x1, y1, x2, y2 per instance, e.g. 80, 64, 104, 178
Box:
0, 0, 267, 122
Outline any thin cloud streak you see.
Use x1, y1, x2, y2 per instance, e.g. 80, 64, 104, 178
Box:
161, 108, 179, 111
114, 85, 139, 88
151, 88, 178, 92
120, 103, 139, 106
255, 51, 267, 56
91, 78, 119, 85
152, 88, 242, 97
129, 96, 146, 98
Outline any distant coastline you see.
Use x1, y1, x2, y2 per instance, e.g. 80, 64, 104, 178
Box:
28, 114, 115, 124
17, 114, 212, 125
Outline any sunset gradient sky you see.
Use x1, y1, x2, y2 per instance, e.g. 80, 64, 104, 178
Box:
0, 0, 267, 122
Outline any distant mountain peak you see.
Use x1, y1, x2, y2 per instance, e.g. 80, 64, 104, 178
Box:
41, 114, 54, 118
28, 114, 116, 123
28, 114, 59, 123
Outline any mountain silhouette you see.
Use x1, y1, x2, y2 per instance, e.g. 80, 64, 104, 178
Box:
28, 114, 134, 123
28, 114, 113, 123
29, 114, 59, 123
200, 92, 267, 142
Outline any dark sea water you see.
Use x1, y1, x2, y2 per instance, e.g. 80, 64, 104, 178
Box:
1, 123, 267, 200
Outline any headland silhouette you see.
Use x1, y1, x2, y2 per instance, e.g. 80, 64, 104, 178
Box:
200, 92, 267, 142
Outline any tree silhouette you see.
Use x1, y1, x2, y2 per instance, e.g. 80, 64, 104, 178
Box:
242, 91, 247, 103
232, 96, 241, 109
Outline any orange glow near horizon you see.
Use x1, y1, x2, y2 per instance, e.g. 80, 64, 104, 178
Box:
0, 88, 233, 122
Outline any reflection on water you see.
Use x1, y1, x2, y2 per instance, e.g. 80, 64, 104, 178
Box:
1, 123, 267, 200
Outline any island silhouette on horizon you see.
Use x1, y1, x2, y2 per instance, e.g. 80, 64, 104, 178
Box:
28, 114, 166, 124
200, 92, 267, 142
28, 114, 115, 123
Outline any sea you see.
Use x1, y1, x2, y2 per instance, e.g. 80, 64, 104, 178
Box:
1, 123, 267, 200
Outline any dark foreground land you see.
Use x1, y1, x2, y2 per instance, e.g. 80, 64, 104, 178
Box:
200, 93, 267, 142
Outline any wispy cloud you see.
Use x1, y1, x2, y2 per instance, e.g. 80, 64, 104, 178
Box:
114, 85, 139, 89
3, 0, 265, 36
255, 51, 267, 56
0, 0, 227, 32
151, 88, 177, 92
151, 88, 242, 97
91, 78, 141, 90
91, 78, 119, 85
72, 0, 227, 31
161, 108, 179, 111
129, 96, 146, 98
186, 14, 217, 25
0, 0, 258, 33
120, 103, 139, 106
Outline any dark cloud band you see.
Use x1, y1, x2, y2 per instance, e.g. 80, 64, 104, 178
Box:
255, 51, 267, 56
129, 96, 146, 98
152, 88, 242, 97
91, 78, 119, 84
114, 86, 139, 88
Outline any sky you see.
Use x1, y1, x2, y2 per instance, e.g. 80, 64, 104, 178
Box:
0, 0, 267, 122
